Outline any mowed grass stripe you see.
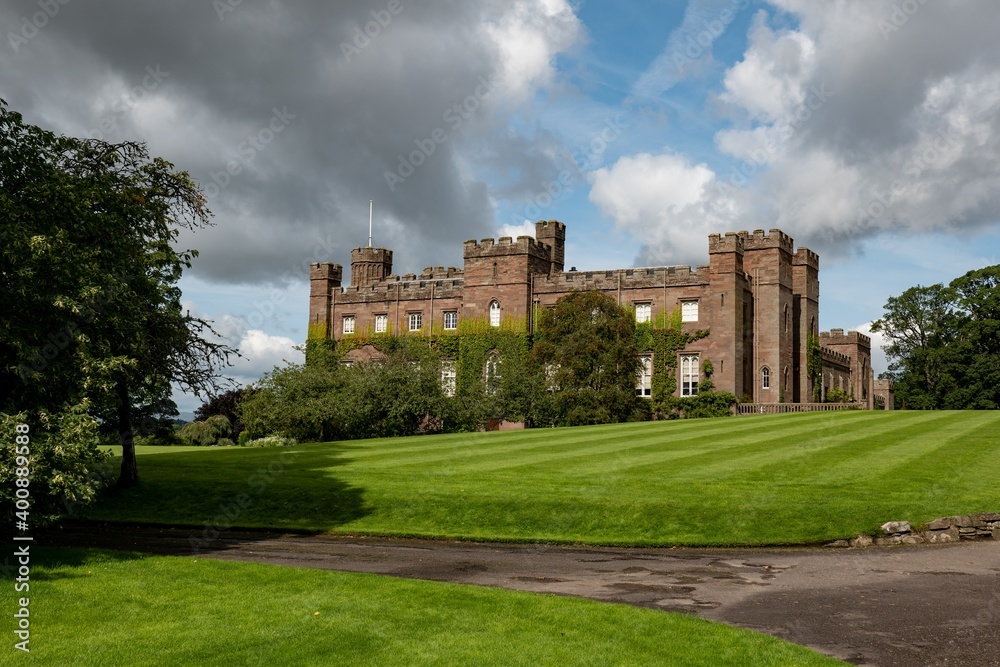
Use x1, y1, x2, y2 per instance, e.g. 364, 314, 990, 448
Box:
713, 411, 960, 485
86, 411, 1000, 546
609, 415, 892, 482
353, 419, 760, 469
456, 414, 841, 475
774, 411, 984, 486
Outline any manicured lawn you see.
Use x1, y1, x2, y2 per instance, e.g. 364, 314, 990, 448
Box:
2, 547, 843, 666
84, 411, 1000, 546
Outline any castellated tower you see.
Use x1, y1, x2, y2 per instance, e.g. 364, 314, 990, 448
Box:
535, 220, 566, 273
740, 229, 795, 403
792, 247, 819, 402
706, 232, 751, 400
350, 246, 393, 288
309, 262, 343, 337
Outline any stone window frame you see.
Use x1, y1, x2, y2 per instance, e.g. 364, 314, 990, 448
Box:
681, 300, 699, 323
680, 353, 699, 397
761, 366, 770, 390
374, 314, 388, 333
443, 311, 458, 331
484, 350, 501, 394
342, 315, 355, 335
635, 302, 652, 324
489, 300, 501, 328
636, 354, 653, 397
408, 312, 422, 332
440, 360, 456, 397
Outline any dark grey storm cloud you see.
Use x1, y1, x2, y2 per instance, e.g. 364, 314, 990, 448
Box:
0, 0, 580, 283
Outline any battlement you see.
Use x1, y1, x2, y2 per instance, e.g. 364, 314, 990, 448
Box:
534, 265, 710, 292
820, 329, 871, 347
338, 274, 465, 302
351, 246, 393, 260
535, 220, 566, 234
820, 346, 852, 368
739, 228, 794, 253
310, 262, 343, 282
463, 235, 553, 261
793, 247, 820, 269
418, 266, 463, 280
708, 232, 745, 255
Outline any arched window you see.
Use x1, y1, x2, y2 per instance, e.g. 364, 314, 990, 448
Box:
761, 366, 770, 390
485, 351, 501, 394
489, 300, 501, 327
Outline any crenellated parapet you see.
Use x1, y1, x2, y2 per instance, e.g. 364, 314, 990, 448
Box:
310, 261, 343, 283
821, 345, 853, 369
794, 247, 819, 269
708, 231, 745, 255
463, 235, 553, 262
418, 266, 464, 280
337, 274, 465, 304
533, 265, 710, 292
820, 328, 871, 347
739, 228, 795, 254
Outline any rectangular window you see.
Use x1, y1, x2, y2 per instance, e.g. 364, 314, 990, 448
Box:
636, 355, 652, 397
440, 360, 456, 397
443, 311, 458, 330
681, 300, 699, 322
635, 303, 651, 324
408, 313, 422, 331
680, 354, 699, 397
342, 316, 355, 335
374, 314, 388, 333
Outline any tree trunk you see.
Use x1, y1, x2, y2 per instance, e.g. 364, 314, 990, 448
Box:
116, 376, 139, 487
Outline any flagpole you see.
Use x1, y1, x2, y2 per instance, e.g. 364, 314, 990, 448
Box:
368, 200, 373, 248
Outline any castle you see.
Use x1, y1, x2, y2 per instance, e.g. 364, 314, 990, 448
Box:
309, 221, 892, 409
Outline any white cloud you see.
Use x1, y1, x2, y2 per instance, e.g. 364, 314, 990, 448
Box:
496, 220, 537, 239
588, 152, 741, 265
233, 330, 302, 381
618, 0, 1000, 267
484, 0, 583, 103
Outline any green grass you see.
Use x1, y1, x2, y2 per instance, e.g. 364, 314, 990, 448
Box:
84, 411, 1000, 546
1, 547, 843, 666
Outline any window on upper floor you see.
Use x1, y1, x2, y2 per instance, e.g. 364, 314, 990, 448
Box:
342, 316, 355, 335
635, 303, 651, 324
408, 313, 422, 331
375, 314, 388, 333
489, 300, 501, 327
681, 300, 699, 323
444, 311, 458, 331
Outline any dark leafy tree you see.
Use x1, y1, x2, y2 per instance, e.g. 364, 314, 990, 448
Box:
195, 388, 251, 436
871, 267, 1000, 409
532, 291, 641, 425
0, 101, 236, 486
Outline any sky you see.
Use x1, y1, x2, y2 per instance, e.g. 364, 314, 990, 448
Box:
2, 0, 999, 417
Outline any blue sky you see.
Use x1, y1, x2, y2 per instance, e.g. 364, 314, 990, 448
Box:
2, 0, 999, 416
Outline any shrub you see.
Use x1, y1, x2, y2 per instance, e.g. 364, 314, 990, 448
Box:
0, 402, 112, 529
245, 435, 297, 448
178, 415, 232, 446
673, 391, 738, 419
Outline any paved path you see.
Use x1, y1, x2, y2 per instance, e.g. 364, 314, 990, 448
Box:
44, 523, 1000, 667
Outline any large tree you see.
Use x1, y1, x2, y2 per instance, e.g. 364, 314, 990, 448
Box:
0, 101, 236, 486
532, 290, 642, 425
871, 266, 1000, 409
